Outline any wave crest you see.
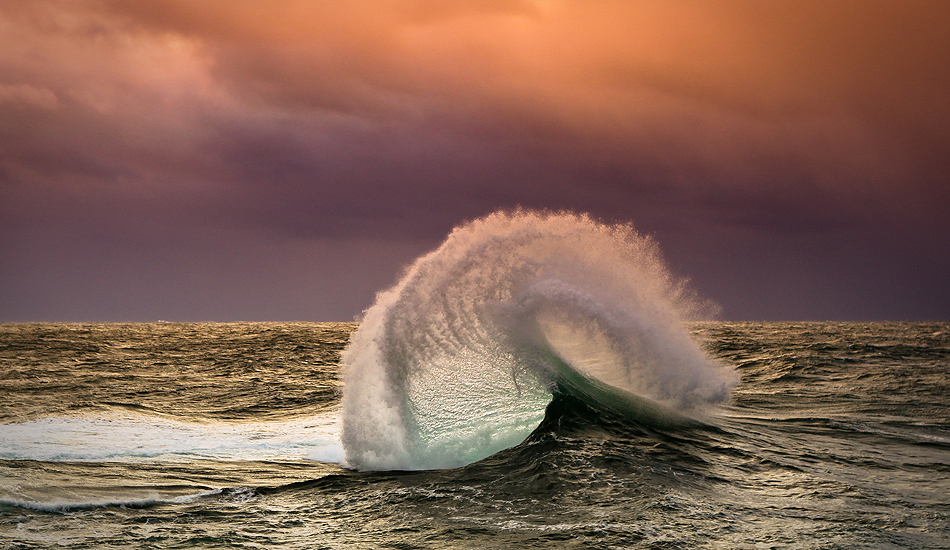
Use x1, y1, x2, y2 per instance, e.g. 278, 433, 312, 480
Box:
341, 210, 736, 471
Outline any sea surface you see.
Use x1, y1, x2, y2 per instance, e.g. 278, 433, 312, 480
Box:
1, 321, 948, 549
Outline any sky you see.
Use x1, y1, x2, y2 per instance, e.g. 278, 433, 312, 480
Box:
1, 0, 948, 322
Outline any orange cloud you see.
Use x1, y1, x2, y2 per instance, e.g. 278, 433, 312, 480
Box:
3, 1, 948, 220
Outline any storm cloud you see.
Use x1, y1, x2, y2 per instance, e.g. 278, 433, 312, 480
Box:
2, 0, 948, 321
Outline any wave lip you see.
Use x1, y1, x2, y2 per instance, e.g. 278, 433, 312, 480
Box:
341, 210, 737, 471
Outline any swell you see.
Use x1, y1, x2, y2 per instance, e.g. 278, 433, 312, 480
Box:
0, 322, 350, 424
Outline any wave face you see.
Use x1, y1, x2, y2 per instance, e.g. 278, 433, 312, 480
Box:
341, 211, 737, 471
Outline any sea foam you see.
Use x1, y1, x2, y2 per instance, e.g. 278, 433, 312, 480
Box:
0, 412, 342, 462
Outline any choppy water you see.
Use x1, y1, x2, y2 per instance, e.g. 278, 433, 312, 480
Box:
1, 321, 948, 549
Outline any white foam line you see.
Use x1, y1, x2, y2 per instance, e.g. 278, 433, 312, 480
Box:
0, 411, 344, 463
0, 489, 222, 513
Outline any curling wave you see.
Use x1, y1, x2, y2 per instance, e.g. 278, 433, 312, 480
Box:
341, 210, 737, 471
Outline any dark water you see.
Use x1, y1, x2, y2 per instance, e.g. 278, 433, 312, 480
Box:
1, 322, 948, 549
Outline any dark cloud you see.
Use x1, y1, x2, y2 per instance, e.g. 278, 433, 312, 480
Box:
1, 0, 948, 320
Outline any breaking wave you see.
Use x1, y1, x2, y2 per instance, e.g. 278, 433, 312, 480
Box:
341, 210, 737, 471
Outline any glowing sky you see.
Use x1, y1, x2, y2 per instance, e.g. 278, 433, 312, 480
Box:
2, 0, 948, 321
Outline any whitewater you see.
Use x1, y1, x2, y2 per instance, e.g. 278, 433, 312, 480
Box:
341, 210, 736, 470
1, 211, 948, 549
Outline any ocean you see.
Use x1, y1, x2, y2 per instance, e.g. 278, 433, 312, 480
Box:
2, 212, 949, 549
1, 321, 948, 549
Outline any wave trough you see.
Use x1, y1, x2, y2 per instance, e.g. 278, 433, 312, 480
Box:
341, 211, 737, 471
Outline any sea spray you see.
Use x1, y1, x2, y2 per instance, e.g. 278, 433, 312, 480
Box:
340, 210, 737, 471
